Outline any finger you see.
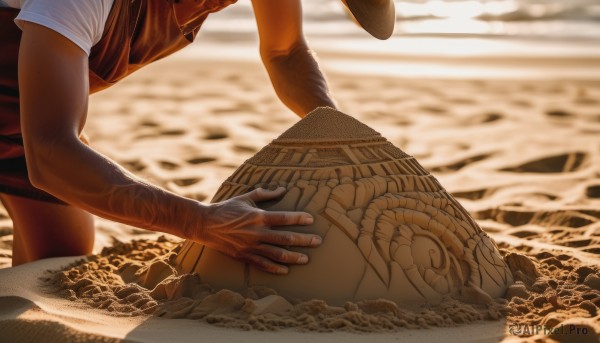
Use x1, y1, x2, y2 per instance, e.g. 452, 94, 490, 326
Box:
244, 253, 288, 275
264, 211, 314, 226
260, 230, 322, 247
245, 187, 286, 203
251, 244, 309, 265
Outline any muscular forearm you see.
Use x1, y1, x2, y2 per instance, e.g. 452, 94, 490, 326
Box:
262, 42, 337, 117
27, 138, 201, 238
17, 20, 323, 273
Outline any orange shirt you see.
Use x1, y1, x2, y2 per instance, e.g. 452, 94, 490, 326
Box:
0, 0, 237, 202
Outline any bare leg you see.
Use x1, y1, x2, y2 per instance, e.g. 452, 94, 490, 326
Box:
10, 220, 28, 266
0, 194, 94, 266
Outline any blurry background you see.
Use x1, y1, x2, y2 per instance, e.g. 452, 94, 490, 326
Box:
1, 3, 598, 337
184, 0, 600, 79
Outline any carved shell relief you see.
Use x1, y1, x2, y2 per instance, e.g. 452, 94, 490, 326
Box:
175, 107, 513, 305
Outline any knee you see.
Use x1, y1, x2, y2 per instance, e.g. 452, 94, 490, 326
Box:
3, 194, 95, 264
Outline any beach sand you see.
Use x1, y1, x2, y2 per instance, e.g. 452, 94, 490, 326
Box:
0, 55, 598, 342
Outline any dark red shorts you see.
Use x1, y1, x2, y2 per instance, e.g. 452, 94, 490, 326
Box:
0, 8, 64, 205
0, 154, 66, 205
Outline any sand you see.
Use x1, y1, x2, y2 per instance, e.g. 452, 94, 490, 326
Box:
0, 55, 599, 342
175, 107, 513, 309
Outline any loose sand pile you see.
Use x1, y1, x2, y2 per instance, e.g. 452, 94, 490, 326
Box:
45, 237, 507, 332
175, 107, 513, 307
41, 108, 599, 336
42, 107, 519, 332
43, 235, 599, 337
1, 57, 599, 342
501, 249, 599, 342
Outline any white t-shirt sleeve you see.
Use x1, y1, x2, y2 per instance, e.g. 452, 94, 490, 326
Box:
15, 0, 114, 55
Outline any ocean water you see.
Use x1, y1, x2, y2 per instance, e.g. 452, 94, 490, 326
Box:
204, 0, 600, 41
187, 0, 600, 79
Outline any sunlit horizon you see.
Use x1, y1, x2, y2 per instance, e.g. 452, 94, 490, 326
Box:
181, 0, 600, 80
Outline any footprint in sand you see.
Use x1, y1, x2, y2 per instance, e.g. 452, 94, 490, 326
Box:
430, 153, 493, 173
477, 112, 503, 123
173, 178, 201, 187
458, 112, 503, 126
540, 210, 595, 228
545, 109, 572, 118
158, 161, 179, 170
585, 185, 600, 198
559, 238, 593, 249
476, 208, 596, 228
419, 105, 447, 115
159, 129, 186, 136
186, 157, 217, 165
507, 229, 540, 239
121, 159, 147, 172
139, 120, 159, 127
233, 145, 258, 153
202, 127, 228, 140
475, 208, 535, 227
501, 152, 588, 173
453, 188, 495, 201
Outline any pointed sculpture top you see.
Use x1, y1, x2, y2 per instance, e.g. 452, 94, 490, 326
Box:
175, 108, 513, 310
276, 107, 382, 142
247, 107, 405, 167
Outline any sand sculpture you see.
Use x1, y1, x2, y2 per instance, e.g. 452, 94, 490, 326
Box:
175, 107, 513, 305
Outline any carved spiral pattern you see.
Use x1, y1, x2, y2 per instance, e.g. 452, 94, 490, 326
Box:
175, 108, 513, 304
317, 176, 478, 300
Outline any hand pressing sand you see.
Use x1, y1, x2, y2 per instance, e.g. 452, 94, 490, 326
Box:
197, 187, 321, 275
0, 1, 337, 269
41, 108, 515, 333
1, 58, 598, 341
176, 107, 513, 306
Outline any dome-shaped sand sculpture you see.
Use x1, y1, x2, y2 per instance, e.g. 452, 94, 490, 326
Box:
175, 107, 513, 305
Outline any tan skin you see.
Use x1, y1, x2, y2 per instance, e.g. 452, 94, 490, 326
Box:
4, 0, 337, 272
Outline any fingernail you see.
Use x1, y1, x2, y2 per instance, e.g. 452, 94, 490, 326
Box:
304, 216, 314, 225
311, 236, 322, 245
278, 267, 288, 274
298, 255, 308, 264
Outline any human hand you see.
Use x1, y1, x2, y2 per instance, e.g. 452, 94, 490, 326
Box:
195, 187, 321, 274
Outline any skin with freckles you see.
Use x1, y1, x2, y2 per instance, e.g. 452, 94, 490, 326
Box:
4, 0, 333, 269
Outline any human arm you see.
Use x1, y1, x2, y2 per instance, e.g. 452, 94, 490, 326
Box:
252, 0, 337, 117
18, 22, 321, 274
